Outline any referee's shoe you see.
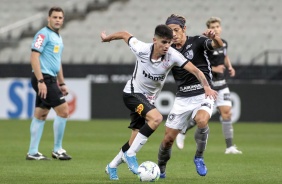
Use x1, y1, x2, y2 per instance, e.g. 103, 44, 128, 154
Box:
52, 148, 72, 160
26, 152, 50, 160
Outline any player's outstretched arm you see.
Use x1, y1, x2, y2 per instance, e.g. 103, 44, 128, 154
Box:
203, 29, 223, 48
100, 31, 132, 44
183, 62, 217, 100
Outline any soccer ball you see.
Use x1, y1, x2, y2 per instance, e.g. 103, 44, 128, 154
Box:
137, 161, 160, 182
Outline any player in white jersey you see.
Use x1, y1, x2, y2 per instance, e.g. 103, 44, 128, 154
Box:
101, 24, 217, 180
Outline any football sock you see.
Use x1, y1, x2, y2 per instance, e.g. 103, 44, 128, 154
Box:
194, 126, 209, 157
126, 123, 154, 156
121, 141, 130, 152
221, 119, 234, 148
109, 149, 124, 168
28, 117, 45, 155
126, 132, 148, 156
53, 116, 67, 152
158, 143, 171, 173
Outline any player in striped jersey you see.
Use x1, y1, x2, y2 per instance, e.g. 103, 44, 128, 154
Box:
101, 24, 217, 180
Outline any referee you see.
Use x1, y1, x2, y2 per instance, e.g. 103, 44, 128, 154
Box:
26, 7, 71, 161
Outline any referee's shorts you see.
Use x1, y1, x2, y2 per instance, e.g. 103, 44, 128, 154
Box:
31, 73, 66, 109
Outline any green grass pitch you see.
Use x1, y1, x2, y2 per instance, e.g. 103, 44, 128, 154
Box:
0, 119, 281, 184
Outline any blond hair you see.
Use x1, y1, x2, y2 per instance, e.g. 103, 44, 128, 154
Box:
206, 17, 221, 28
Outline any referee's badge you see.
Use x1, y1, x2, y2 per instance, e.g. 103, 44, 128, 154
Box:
53, 45, 60, 53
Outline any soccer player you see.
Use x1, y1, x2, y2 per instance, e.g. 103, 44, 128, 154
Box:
26, 7, 71, 160
175, 17, 242, 154
101, 24, 217, 180
157, 14, 223, 178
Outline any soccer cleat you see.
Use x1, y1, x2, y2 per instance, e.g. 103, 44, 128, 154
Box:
194, 157, 207, 176
52, 148, 72, 160
225, 145, 242, 154
105, 164, 119, 180
123, 152, 139, 174
160, 172, 166, 179
176, 133, 186, 150
26, 152, 50, 160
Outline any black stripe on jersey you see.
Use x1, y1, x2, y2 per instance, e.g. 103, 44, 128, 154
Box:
180, 60, 189, 68
131, 59, 138, 93
127, 36, 134, 45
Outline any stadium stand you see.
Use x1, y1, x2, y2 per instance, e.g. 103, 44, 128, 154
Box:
0, 0, 281, 65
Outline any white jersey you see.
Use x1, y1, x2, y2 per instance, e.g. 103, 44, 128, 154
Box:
123, 37, 188, 99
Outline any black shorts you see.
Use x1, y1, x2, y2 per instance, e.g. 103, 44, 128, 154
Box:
31, 73, 66, 109
123, 92, 155, 130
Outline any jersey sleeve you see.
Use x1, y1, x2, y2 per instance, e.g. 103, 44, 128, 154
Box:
170, 48, 189, 68
128, 37, 150, 56
196, 35, 214, 51
31, 30, 48, 53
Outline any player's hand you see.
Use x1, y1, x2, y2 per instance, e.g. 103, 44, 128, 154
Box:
204, 86, 217, 100
100, 31, 109, 42
203, 29, 216, 39
228, 67, 236, 77
38, 83, 47, 99
59, 85, 69, 96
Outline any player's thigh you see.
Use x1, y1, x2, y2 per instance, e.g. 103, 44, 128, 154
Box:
192, 94, 214, 127
215, 87, 232, 107
124, 93, 155, 129
123, 93, 155, 117
165, 97, 194, 131
53, 102, 69, 117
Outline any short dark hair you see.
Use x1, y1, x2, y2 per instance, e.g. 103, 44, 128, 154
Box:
154, 24, 173, 39
48, 6, 64, 16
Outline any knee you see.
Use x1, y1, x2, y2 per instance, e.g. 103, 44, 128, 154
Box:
58, 110, 69, 118
221, 110, 232, 120
194, 116, 209, 128
150, 113, 163, 126
35, 113, 48, 120
162, 134, 175, 148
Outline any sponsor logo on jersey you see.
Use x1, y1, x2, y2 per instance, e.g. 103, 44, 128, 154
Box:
34, 34, 45, 49
136, 104, 144, 115
201, 102, 211, 109
179, 84, 203, 92
143, 71, 165, 81
184, 49, 193, 60
139, 52, 147, 56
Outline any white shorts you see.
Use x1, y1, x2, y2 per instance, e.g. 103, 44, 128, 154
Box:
165, 94, 214, 133
215, 87, 232, 107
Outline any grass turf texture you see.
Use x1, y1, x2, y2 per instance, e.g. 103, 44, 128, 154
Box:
0, 119, 281, 184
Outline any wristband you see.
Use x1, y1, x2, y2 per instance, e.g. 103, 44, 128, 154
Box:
38, 79, 44, 83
